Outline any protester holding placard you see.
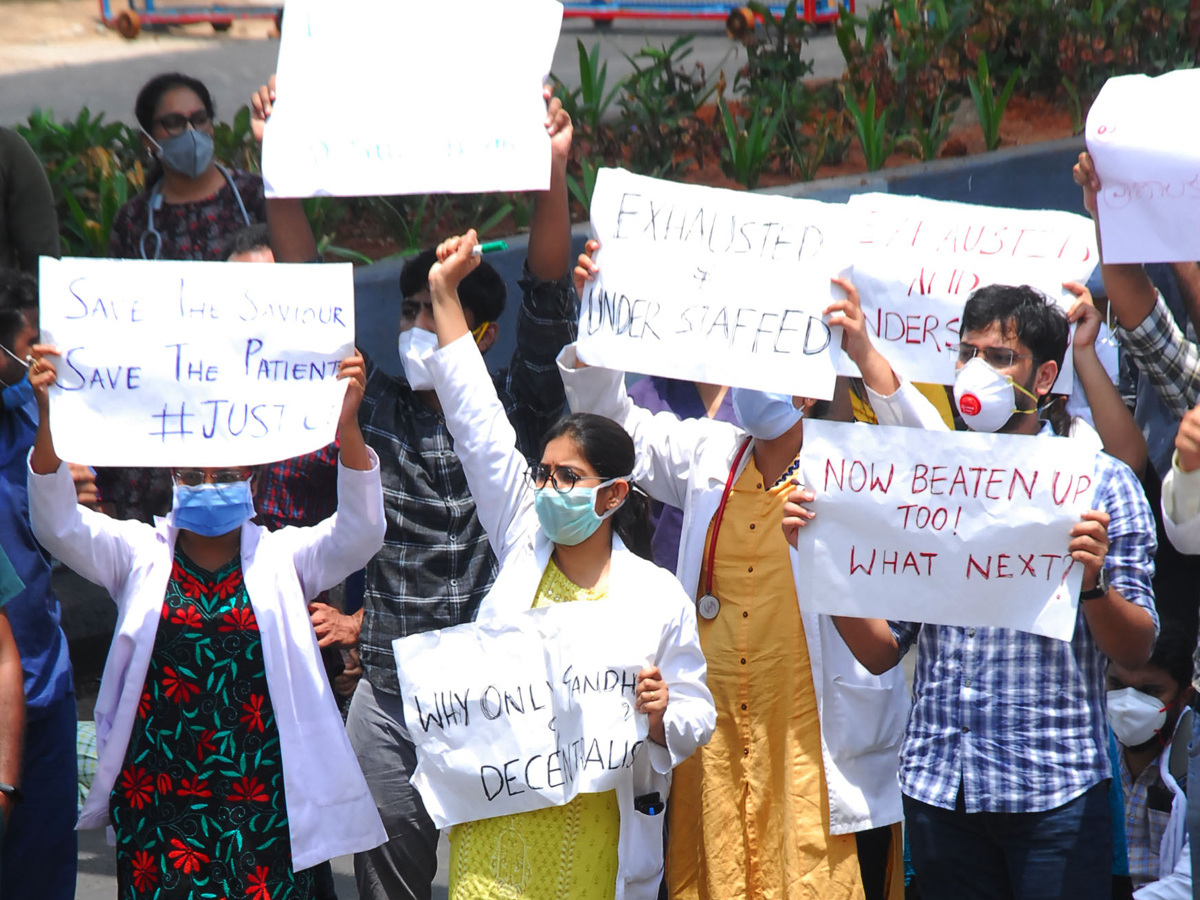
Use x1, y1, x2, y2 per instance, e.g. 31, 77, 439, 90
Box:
795, 279, 1157, 900
98, 73, 319, 526
23, 340, 387, 898
417, 228, 713, 900
0, 269, 78, 900
566, 242, 910, 900
344, 92, 580, 900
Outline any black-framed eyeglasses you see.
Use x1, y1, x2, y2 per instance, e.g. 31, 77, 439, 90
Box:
171, 468, 252, 487
952, 342, 1031, 369
155, 110, 211, 136
526, 464, 606, 494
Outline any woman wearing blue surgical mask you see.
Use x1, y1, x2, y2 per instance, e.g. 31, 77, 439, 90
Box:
109, 72, 268, 264
567, 242, 909, 900
23, 344, 388, 900
419, 230, 716, 900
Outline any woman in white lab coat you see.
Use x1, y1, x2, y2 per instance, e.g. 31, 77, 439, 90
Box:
420, 231, 715, 900
24, 345, 386, 899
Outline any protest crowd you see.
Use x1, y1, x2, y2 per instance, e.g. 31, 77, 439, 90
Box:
3, 20, 1200, 900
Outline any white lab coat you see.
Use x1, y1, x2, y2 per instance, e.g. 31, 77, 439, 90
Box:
27, 451, 388, 871
1161, 456, 1200, 555
425, 334, 716, 900
1130, 734, 1192, 900
558, 346, 913, 835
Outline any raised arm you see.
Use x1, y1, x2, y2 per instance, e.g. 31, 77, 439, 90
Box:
250, 75, 319, 263
526, 88, 573, 282
426, 230, 539, 561
1065, 282, 1147, 475
25, 345, 139, 598
1074, 151, 1200, 417
0, 608, 22, 827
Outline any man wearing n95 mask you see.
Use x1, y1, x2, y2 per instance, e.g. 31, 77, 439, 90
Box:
1106, 622, 1194, 899
792, 279, 1158, 900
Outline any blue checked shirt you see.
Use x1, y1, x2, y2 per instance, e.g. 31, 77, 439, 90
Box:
1116, 291, 1200, 419
357, 267, 577, 695
889, 427, 1158, 814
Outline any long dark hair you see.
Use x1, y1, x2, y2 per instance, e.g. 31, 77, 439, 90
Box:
539, 413, 653, 560
135, 72, 217, 192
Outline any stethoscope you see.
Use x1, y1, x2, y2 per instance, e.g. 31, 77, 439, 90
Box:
139, 163, 253, 260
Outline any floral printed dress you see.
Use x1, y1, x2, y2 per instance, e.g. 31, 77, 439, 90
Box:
110, 549, 314, 900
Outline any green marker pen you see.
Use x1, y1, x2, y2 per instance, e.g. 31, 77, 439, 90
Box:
471, 240, 508, 257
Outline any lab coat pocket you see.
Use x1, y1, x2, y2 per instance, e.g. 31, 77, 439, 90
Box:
623, 806, 666, 888
828, 677, 906, 760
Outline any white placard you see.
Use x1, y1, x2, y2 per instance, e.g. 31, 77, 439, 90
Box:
796, 420, 1099, 641
576, 168, 850, 401
39, 257, 354, 468
842, 194, 1099, 390
262, 0, 564, 198
1086, 70, 1200, 264
394, 599, 661, 829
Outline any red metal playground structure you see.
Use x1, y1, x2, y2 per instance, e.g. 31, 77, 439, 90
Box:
100, 0, 851, 40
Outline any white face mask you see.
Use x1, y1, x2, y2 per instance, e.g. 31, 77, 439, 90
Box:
953, 357, 1038, 433
398, 327, 438, 391
1106, 687, 1169, 748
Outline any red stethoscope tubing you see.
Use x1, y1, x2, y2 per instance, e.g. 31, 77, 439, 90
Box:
701, 437, 753, 599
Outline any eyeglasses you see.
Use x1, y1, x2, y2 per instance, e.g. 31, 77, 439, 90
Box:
953, 343, 1031, 369
526, 464, 607, 494
171, 468, 252, 487
155, 110, 211, 136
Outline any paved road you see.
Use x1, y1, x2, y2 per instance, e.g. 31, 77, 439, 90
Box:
0, 14, 869, 128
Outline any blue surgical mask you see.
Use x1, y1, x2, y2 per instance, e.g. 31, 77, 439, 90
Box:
534, 478, 626, 546
170, 480, 255, 537
145, 127, 215, 180
731, 388, 804, 440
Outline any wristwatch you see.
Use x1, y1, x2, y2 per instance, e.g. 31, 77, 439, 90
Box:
0, 783, 23, 804
1079, 567, 1110, 602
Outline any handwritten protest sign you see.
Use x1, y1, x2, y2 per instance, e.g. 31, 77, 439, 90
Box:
841, 193, 1099, 390
262, 0, 563, 198
795, 420, 1098, 641
393, 599, 661, 828
575, 168, 850, 400
39, 257, 354, 468
1086, 70, 1200, 264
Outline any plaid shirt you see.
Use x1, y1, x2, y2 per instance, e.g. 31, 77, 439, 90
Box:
255, 441, 340, 531
1118, 751, 1170, 888
1117, 291, 1200, 419
358, 267, 577, 694
891, 439, 1158, 814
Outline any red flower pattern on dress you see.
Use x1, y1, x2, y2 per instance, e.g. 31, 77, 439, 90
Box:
119, 765, 154, 809
176, 774, 212, 798
130, 850, 157, 892
167, 838, 209, 875
196, 728, 217, 760
245, 865, 272, 900
170, 604, 203, 629
226, 775, 268, 803
155, 772, 172, 794
137, 691, 151, 719
169, 561, 206, 599
240, 695, 265, 733
219, 605, 258, 632
161, 667, 198, 704
212, 568, 244, 600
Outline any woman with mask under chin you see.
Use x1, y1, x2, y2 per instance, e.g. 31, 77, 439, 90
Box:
566, 242, 911, 900
108, 72, 266, 263
23, 344, 388, 900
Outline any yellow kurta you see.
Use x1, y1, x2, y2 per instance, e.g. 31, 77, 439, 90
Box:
448, 558, 621, 900
667, 454, 893, 900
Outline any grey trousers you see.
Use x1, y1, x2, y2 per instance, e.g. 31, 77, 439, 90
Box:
347, 679, 440, 900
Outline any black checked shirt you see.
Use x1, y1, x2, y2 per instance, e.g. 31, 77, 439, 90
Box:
357, 267, 577, 694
